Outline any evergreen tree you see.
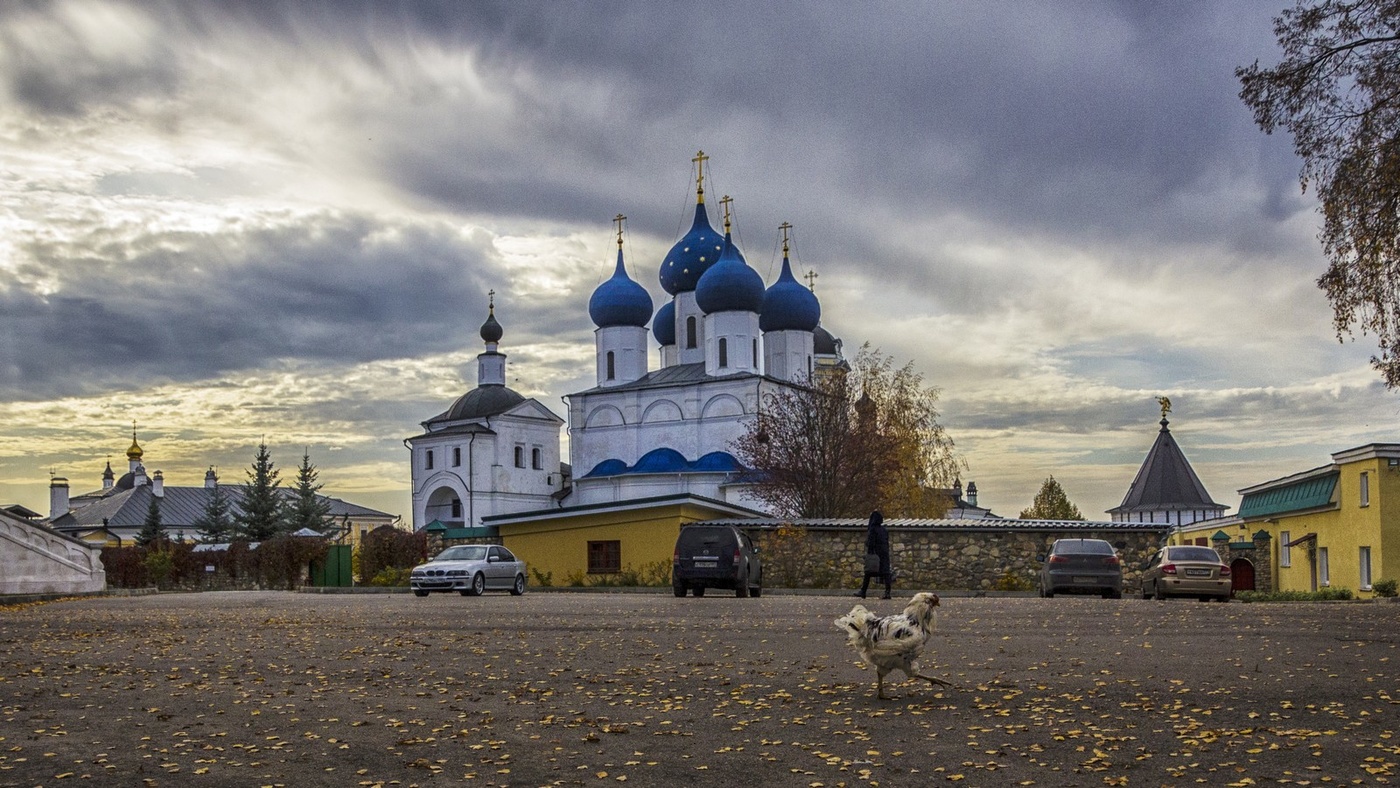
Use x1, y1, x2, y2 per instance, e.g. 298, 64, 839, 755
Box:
136, 495, 163, 546
236, 441, 285, 541
1019, 476, 1085, 520
193, 477, 235, 543
288, 449, 332, 534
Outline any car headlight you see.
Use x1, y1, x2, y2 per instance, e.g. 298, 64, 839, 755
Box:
448, 569, 467, 577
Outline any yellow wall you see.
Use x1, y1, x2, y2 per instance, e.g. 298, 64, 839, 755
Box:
499, 501, 736, 584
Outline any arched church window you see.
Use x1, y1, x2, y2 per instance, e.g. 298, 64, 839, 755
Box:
532, 447, 542, 470
606, 351, 615, 380
686, 316, 697, 349
718, 338, 728, 368
752, 338, 758, 368
452, 447, 461, 467
514, 445, 525, 468
425, 450, 434, 470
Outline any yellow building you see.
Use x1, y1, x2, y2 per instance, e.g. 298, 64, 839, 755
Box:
1174, 443, 1400, 597
483, 494, 763, 586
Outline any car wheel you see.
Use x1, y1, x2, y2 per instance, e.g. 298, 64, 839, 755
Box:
1105, 589, 1122, 599
673, 582, 687, 598
469, 573, 486, 597
1042, 584, 1054, 598
413, 589, 429, 598
511, 574, 526, 596
751, 583, 762, 598
1216, 594, 1230, 603
1140, 584, 1151, 600
1152, 583, 1165, 601
693, 586, 705, 598
736, 581, 749, 598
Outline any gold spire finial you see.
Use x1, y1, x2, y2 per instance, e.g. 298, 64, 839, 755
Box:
614, 213, 626, 249
804, 269, 819, 292
779, 221, 793, 256
720, 195, 733, 233
1157, 396, 1172, 419
126, 421, 143, 460
692, 150, 709, 203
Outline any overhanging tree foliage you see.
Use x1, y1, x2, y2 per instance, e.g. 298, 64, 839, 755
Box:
1239, 1, 1400, 385
732, 345, 961, 518
237, 441, 285, 541
1019, 476, 1085, 520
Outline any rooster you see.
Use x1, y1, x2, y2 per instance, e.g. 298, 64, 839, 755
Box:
835, 592, 952, 699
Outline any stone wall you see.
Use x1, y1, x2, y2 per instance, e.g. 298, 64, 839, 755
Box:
0, 513, 106, 596
743, 522, 1172, 593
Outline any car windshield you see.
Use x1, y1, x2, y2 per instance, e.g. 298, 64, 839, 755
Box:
1055, 540, 1113, 555
434, 546, 487, 562
1168, 547, 1221, 563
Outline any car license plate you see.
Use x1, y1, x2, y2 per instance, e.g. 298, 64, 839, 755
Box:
694, 558, 717, 566
1185, 568, 1210, 577
1072, 576, 1095, 584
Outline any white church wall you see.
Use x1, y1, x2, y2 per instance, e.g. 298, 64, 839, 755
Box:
0, 514, 106, 595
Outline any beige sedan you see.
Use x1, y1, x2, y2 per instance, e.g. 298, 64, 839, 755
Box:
1141, 545, 1232, 601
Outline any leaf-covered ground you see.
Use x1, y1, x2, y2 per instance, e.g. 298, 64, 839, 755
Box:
1, 592, 1397, 786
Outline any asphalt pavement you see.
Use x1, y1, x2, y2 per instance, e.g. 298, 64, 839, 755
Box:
1, 590, 1398, 787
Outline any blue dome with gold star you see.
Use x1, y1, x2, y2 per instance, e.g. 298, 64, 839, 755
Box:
660, 201, 724, 295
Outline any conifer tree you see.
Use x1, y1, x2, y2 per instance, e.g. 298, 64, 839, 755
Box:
288, 449, 332, 534
236, 441, 285, 541
1019, 476, 1085, 520
193, 476, 235, 543
136, 495, 163, 546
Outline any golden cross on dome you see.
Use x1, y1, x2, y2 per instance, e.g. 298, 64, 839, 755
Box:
614, 213, 626, 248
779, 221, 793, 255
804, 269, 819, 292
692, 150, 709, 202
720, 195, 733, 233
488, 289, 495, 313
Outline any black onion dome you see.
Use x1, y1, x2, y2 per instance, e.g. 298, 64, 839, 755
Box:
480, 310, 503, 344
813, 325, 838, 355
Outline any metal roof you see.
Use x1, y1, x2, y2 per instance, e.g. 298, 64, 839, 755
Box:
693, 517, 1170, 533
49, 485, 394, 530
1238, 471, 1338, 519
1109, 418, 1224, 514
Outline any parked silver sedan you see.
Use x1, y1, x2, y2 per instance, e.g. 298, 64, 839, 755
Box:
410, 545, 527, 597
1141, 545, 1231, 601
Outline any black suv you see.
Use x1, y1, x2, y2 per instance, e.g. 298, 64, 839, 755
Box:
672, 525, 763, 598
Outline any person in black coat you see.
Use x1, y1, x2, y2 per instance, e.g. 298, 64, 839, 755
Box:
857, 510, 892, 599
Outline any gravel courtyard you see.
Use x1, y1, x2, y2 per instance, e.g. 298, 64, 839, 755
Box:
2, 591, 1398, 787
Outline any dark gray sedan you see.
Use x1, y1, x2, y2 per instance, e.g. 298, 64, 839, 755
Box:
1038, 538, 1123, 599
410, 544, 527, 597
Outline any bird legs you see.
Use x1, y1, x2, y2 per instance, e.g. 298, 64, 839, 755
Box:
877, 672, 953, 699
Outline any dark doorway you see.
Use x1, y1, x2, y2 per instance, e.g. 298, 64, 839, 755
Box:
1231, 558, 1256, 592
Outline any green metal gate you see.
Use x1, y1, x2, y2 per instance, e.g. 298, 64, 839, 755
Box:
311, 544, 354, 587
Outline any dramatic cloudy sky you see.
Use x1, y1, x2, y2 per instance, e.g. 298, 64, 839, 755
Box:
1, 0, 1393, 522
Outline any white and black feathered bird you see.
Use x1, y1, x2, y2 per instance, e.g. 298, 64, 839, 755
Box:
835, 592, 953, 699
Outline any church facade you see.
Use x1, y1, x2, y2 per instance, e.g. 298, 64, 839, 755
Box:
407, 156, 843, 538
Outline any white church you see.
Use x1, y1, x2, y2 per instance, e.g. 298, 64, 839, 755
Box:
405, 155, 844, 575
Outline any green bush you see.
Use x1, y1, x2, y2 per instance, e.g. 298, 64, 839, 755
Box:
366, 567, 413, 587
1238, 587, 1355, 602
992, 570, 1036, 592
530, 567, 554, 587
1373, 578, 1398, 598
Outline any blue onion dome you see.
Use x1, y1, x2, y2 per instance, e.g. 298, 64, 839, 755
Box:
760, 253, 821, 332
660, 200, 724, 295
589, 247, 653, 328
652, 299, 676, 345
480, 301, 503, 344
695, 233, 765, 314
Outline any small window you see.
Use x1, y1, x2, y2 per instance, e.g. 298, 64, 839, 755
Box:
450, 499, 462, 518
531, 447, 542, 470
1280, 530, 1291, 567
497, 547, 516, 562
1360, 471, 1371, 507
718, 338, 728, 368
452, 447, 461, 467
686, 316, 697, 349
606, 351, 615, 380
752, 338, 758, 367
1319, 546, 1330, 586
514, 445, 525, 468
1361, 546, 1373, 590
588, 540, 621, 574
425, 450, 434, 470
